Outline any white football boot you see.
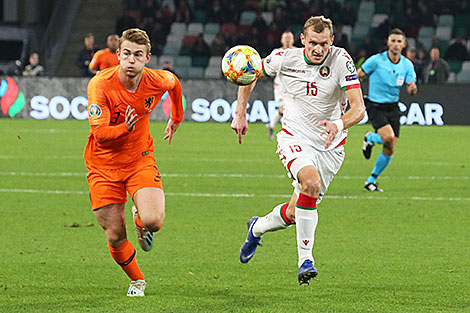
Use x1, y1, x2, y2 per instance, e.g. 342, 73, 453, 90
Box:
132, 206, 154, 252
127, 279, 146, 297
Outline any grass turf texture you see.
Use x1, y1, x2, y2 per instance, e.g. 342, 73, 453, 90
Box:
0, 119, 469, 313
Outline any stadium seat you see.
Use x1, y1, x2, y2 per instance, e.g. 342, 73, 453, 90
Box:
438, 14, 454, 28
342, 25, 353, 42
203, 33, 216, 45
439, 40, 449, 56
163, 44, 180, 56
453, 26, 467, 38
182, 35, 197, 47
187, 23, 204, 35
239, 25, 254, 35
435, 27, 452, 41
166, 34, 184, 46
418, 26, 435, 50
261, 12, 274, 25
173, 66, 188, 77
193, 10, 207, 23
208, 56, 222, 67
147, 55, 158, 69
240, 11, 256, 25
375, 1, 391, 14
359, 1, 375, 14
418, 26, 435, 39
205, 66, 222, 78
448, 60, 462, 74
357, 1, 375, 22
220, 23, 238, 36
461, 60, 470, 71
158, 55, 174, 68
447, 71, 456, 83
170, 23, 187, 35
192, 56, 209, 68
204, 23, 220, 35
179, 45, 192, 56
353, 22, 369, 38
371, 14, 388, 28
244, 0, 259, 9
187, 66, 204, 78
407, 37, 416, 50
456, 70, 470, 82
175, 56, 191, 67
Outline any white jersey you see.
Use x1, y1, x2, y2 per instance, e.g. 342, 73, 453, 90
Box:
272, 48, 286, 102
263, 46, 361, 151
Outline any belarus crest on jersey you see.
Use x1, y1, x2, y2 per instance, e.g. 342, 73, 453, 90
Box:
319, 66, 330, 78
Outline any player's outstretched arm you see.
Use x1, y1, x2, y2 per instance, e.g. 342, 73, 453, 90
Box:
231, 72, 266, 144
318, 88, 365, 149
164, 120, 180, 145
164, 72, 184, 145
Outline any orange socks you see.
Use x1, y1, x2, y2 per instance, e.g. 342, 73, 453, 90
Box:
108, 239, 144, 281
134, 213, 146, 229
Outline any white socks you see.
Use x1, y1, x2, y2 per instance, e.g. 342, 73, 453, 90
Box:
251, 195, 319, 269
269, 110, 282, 129
252, 203, 291, 237
295, 206, 318, 267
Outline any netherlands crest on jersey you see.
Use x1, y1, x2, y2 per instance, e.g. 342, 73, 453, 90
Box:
89, 104, 102, 117
144, 96, 155, 109
319, 66, 330, 78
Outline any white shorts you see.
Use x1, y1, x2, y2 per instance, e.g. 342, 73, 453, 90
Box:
276, 130, 345, 204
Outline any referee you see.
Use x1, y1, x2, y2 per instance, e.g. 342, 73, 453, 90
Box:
357, 28, 418, 192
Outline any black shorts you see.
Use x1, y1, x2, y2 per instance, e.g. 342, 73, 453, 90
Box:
365, 99, 401, 137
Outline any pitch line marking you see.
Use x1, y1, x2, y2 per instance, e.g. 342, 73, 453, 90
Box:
0, 188, 469, 201
0, 171, 469, 180
0, 155, 468, 167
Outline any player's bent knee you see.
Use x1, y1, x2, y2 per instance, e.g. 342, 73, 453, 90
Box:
299, 178, 321, 197
106, 231, 127, 247
141, 212, 165, 232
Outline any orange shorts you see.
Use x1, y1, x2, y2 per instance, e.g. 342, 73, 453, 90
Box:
87, 163, 163, 210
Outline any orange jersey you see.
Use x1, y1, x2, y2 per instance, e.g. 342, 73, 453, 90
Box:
84, 66, 184, 169
89, 48, 119, 71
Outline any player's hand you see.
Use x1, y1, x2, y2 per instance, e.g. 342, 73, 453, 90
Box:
407, 81, 417, 95
125, 105, 138, 131
164, 119, 180, 145
318, 120, 338, 149
231, 115, 248, 144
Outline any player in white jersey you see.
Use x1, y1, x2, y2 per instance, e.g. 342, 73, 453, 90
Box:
231, 16, 365, 285
266, 30, 295, 140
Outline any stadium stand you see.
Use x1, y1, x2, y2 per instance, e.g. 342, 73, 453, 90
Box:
2, 0, 470, 82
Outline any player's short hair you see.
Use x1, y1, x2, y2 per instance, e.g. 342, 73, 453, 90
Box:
303, 16, 333, 36
84, 32, 94, 38
389, 28, 406, 40
107, 34, 119, 40
119, 28, 151, 55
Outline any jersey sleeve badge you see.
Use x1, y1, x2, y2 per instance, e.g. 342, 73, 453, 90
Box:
89, 104, 102, 117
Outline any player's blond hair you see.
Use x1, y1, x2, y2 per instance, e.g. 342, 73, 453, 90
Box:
303, 16, 333, 36
119, 28, 151, 54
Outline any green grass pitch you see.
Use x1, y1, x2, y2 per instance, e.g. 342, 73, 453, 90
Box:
0, 119, 469, 312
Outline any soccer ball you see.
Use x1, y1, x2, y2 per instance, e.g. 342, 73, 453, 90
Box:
221, 45, 262, 86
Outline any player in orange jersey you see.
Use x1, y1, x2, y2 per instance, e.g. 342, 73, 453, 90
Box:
89, 34, 120, 74
84, 28, 184, 296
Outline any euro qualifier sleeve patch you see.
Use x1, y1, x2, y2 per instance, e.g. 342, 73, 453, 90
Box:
89, 104, 102, 117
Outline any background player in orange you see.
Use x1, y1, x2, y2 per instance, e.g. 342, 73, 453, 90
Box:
89, 34, 120, 75
84, 28, 184, 296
